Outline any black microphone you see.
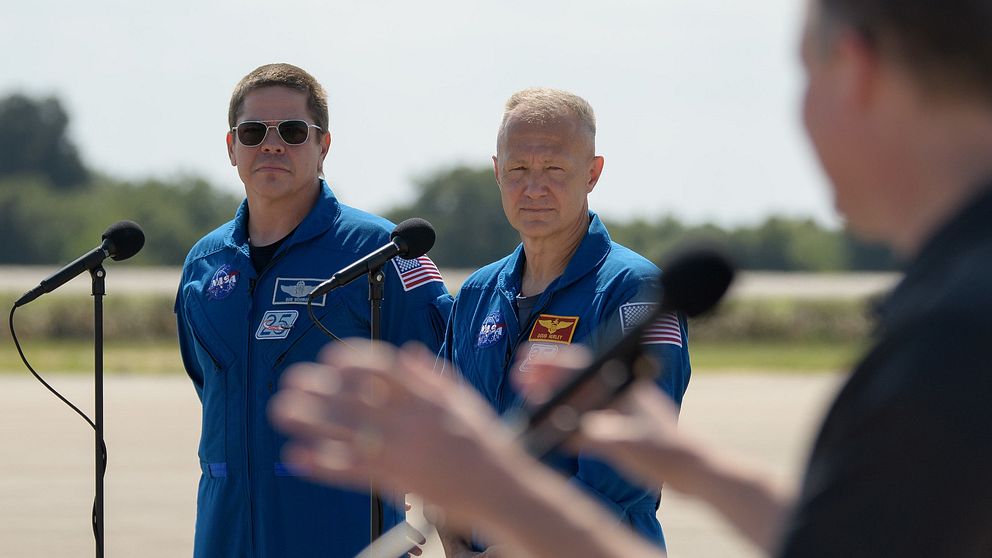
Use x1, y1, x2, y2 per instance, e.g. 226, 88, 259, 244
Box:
308, 218, 436, 299
514, 245, 735, 458
14, 221, 145, 308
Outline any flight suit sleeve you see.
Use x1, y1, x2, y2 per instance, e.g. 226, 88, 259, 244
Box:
569, 281, 691, 534
174, 281, 204, 399
437, 294, 459, 376
380, 256, 453, 354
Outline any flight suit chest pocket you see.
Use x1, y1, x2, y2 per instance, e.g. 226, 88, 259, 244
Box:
184, 294, 239, 464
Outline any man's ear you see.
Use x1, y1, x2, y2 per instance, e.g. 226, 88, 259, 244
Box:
227, 131, 237, 166
834, 30, 882, 111
318, 130, 332, 167
587, 156, 605, 193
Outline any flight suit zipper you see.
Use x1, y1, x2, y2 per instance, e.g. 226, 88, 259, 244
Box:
245, 276, 257, 557
244, 251, 290, 557
496, 291, 553, 410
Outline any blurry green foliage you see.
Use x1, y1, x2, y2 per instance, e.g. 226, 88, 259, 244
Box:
0, 174, 240, 265
384, 165, 520, 268
0, 93, 88, 188
607, 215, 898, 271
0, 90, 898, 270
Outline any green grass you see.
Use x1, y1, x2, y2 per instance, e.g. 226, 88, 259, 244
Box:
2, 338, 868, 375
690, 340, 868, 372
2, 339, 184, 375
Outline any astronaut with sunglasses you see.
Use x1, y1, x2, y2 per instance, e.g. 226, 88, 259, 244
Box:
175, 63, 452, 558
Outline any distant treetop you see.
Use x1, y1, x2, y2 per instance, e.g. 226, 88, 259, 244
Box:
0, 92, 88, 188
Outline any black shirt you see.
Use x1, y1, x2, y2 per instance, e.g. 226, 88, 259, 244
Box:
250, 231, 293, 272
515, 292, 542, 329
777, 185, 992, 557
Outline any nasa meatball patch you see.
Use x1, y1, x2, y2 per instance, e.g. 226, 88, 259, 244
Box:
476, 310, 506, 348
206, 264, 240, 300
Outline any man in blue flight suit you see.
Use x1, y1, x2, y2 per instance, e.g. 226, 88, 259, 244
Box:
175, 63, 451, 558
439, 88, 691, 556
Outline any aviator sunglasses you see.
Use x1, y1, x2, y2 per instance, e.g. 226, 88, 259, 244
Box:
232, 120, 322, 147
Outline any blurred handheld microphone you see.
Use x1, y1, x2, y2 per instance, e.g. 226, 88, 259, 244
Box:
308, 218, 436, 299
14, 220, 145, 307
515, 245, 736, 458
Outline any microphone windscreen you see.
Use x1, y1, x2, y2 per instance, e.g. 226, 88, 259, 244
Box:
102, 220, 145, 261
391, 218, 436, 259
659, 245, 735, 317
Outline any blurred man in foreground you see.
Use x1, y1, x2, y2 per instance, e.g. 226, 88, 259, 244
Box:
270, 0, 992, 555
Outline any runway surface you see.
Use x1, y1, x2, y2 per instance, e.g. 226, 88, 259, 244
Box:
0, 266, 897, 299
1, 371, 844, 557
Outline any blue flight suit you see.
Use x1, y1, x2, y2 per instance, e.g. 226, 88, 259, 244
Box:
442, 212, 691, 549
175, 181, 452, 557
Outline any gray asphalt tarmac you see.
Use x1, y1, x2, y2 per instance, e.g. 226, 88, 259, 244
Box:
1, 372, 844, 558
0, 266, 897, 299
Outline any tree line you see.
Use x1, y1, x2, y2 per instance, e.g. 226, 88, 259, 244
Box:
0, 92, 897, 271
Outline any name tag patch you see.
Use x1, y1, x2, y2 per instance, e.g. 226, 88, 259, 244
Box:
528, 314, 579, 344
273, 278, 326, 306
255, 310, 300, 340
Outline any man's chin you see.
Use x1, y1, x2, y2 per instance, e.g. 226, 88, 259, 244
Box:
514, 220, 558, 239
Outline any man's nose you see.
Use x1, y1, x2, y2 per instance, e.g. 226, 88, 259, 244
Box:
522, 174, 547, 198
260, 126, 286, 153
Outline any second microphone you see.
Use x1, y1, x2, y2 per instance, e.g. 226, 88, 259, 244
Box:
308, 218, 436, 299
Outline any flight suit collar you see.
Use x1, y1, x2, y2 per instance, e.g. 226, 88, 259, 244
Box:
223, 179, 341, 256
496, 211, 613, 299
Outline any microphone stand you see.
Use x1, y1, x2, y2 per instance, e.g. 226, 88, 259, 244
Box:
91, 265, 107, 558
367, 266, 385, 550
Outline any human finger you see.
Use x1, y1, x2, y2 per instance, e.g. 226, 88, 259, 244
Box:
269, 383, 381, 442
280, 439, 367, 488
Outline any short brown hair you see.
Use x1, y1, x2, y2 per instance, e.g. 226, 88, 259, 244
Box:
228, 63, 329, 133
817, 0, 992, 102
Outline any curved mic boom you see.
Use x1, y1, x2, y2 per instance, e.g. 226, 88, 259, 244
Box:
308, 218, 436, 299
14, 221, 145, 307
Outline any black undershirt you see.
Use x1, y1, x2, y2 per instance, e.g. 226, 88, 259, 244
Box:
515, 292, 542, 328
250, 231, 293, 272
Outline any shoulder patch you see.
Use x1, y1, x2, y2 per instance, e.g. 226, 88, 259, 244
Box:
392, 256, 444, 291
619, 302, 682, 347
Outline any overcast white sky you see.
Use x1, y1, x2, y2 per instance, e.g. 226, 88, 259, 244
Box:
4, 0, 837, 227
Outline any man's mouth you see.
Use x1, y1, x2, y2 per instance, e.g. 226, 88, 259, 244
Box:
256, 165, 290, 173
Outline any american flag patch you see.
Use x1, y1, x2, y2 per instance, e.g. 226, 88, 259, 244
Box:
619, 302, 683, 347
391, 256, 444, 291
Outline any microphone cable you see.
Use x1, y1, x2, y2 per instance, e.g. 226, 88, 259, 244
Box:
9, 305, 108, 546
306, 296, 345, 342
305, 296, 361, 353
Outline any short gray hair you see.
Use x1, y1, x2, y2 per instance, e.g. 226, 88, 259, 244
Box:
498, 87, 597, 145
